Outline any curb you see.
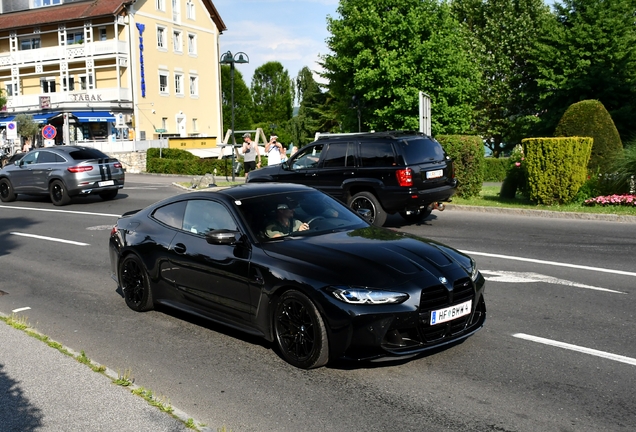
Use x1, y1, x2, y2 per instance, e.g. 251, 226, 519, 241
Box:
445, 204, 636, 223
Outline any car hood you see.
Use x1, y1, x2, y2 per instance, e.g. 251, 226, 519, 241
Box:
260, 226, 472, 288
246, 163, 283, 180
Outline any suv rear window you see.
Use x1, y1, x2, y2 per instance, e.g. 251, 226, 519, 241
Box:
68, 148, 110, 160
399, 137, 446, 164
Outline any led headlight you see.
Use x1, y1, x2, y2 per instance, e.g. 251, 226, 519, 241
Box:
329, 287, 409, 305
470, 258, 480, 281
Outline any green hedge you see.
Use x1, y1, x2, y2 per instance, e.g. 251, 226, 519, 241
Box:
436, 135, 484, 198
523, 137, 593, 205
482, 157, 510, 182
146, 147, 249, 176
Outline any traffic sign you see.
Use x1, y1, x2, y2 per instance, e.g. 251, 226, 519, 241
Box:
42, 124, 57, 140
6, 121, 17, 140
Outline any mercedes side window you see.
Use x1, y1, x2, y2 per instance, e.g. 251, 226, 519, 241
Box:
20, 152, 38, 165
36, 151, 59, 164
322, 143, 354, 168
152, 201, 187, 229
292, 144, 324, 169
360, 142, 396, 167
182, 200, 237, 235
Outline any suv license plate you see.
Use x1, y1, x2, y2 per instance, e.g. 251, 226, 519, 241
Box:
426, 169, 443, 179
430, 300, 472, 325
99, 180, 115, 187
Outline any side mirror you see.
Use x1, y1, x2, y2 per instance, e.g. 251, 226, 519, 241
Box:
357, 208, 372, 222
205, 229, 242, 245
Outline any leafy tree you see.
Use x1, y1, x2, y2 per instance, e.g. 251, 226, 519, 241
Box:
322, 0, 481, 135
251, 61, 293, 126
0, 89, 6, 113
15, 114, 39, 147
531, 0, 636, 141
220, 65, 253, 136
452, 0, 554, 157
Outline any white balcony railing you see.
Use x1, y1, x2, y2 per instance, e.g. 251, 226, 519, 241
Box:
0, 40, 129, 67
5, 87, 132, 110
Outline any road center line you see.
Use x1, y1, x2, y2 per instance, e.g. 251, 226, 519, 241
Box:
513, 333, 636, 366
12, 307, 31, 313
462, 250, 636, 277
0, 205, 120, 218
10, 232, 90, 246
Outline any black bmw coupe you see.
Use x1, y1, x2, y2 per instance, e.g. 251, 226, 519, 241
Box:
109, 183, 486, 368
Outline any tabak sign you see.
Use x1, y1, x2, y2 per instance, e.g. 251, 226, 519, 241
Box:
70, 94, 104, 102
40, 96, 51, 109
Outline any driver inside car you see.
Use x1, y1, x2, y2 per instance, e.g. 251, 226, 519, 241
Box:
264, 203, 310, 238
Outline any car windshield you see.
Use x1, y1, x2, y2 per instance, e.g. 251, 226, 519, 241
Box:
68, 148, 110, 160
236, 190, 368, 241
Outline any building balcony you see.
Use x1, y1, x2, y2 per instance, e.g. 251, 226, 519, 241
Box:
0, 40, 129, 67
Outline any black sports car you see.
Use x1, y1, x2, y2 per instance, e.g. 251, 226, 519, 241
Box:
109, 183, 486, 368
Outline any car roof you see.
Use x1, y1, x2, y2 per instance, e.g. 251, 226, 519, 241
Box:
315, 130, 429, 141
170, 183, 316, 203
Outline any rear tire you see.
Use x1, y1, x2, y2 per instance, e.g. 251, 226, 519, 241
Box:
119, 255, 154, 312
99, 189, 118, 200
349, 191, 387, 227
50, 179, 71, 206
0, 178, 16, 202
274, 290, 329, 369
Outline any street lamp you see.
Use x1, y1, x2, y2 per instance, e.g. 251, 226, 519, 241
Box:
219, 50, 249, 181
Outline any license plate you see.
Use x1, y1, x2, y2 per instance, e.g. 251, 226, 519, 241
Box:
426, 169, 443, 179
430, 300, 472, 325
98, 180, 115, 187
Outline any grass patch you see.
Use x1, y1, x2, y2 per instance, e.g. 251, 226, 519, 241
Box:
452, 186, 636, 216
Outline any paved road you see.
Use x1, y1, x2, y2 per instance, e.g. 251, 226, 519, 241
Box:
1, 174, 635, 431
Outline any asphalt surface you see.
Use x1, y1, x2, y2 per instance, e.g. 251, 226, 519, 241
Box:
1, 174, 634, 432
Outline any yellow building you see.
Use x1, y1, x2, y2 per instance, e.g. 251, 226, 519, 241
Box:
0, 0, 226, 146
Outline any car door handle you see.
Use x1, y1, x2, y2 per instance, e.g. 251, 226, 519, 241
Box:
344, 172, 355, 176
306, 173, 317, 177
173, 243, 187, 254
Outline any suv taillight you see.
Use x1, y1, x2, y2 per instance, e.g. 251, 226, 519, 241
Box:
68, 165, 93, 173
114, 162, 122, 169
396, 168, 413, 187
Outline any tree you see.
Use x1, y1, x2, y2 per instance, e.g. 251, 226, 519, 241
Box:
251, 61, 293, 126
15, 114, 39, 147
322, 0, 481, 135
531, 0, 636, 141
0, 89, 6, 114
220, 65, 253, 135
452, 0, 554, 157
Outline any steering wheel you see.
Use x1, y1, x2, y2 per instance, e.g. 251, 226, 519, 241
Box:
305, 216, 325, 226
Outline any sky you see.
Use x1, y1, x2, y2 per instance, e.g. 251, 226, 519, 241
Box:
213, 0, 339, 86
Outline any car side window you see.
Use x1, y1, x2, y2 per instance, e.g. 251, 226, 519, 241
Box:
152, 201, 187, 229
36, 151, 58, 163
360, 142, 397, 167
183, 200, 236, 235
292, 144, 324, 169
20, 152, 38, 165
322, 143, 354, 168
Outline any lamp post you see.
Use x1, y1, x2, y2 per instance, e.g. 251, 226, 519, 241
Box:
220, 50, 249, 181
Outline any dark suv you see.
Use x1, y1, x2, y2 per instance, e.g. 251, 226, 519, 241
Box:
246, 131, 456, 226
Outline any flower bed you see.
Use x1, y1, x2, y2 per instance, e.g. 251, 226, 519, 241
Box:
583, 195, 636, 206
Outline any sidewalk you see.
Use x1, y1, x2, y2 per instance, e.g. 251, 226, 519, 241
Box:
0, 319, 199, 432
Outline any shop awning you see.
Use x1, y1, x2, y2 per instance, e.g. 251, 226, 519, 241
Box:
0, 116, 15, 126
31, 112, 60, 124
72, 111, 116, 123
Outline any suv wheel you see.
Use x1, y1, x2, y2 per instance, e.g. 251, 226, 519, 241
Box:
349, 191, 387, 227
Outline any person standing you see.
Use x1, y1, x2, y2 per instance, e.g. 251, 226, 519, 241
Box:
241, 132, 261, 176
266, 135, 284, 165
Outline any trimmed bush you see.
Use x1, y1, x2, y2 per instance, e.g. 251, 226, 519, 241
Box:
554, 100, 622, 173
483, 157, 510, 182
146, 147, 199, 160
146, 147, 243, 176
436, 135, 484, 198
523, 137, 593, 205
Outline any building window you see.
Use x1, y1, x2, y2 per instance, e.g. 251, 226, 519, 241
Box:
63, 77, 75, 91
186, 0, 195, 19
79, 75, 94, 90
159, 72, 169, 94
189, 75, 198, 97
156, 0, 165, 12
172, 0, 181, 22
174, 73, 184, 95
19, 37, 41, 50
162, 117, 168, 130
99, 27, 107, 41
67, 31, 84, 44
33, 0, 61, 8
192, 118, 198, 132
187, 33, 197, 55
157, 26, 166, 49
172, 30, 182, 53
41, 77, 56, 93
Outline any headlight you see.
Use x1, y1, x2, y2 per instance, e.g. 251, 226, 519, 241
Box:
470, 258, 480, 281
329, 287, 409, 305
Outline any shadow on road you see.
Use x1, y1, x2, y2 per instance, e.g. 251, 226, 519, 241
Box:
0, 363, 43, 431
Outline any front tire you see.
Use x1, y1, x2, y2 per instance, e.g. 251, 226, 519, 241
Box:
349, 191, 387, 227
0, 178, 16, 202
119, 255, 154, 312
274, 290, 329, 369
50, 179, 71, 206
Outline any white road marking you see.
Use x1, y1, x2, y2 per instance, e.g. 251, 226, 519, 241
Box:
10, 232, 90, 246
463, 250, 636, 277
513, 333, 636, 366
481, 270, 626, 294
123, 187, 159, 190
0, 205, 120, 218
86, 225, 115, 231
12, 307, 31, 313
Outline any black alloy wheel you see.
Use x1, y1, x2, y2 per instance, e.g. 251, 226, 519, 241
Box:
274, 290, 329, 369
99, 189, 118, 200
119, 255, 154, 312
349, 191, 387, 227
0, 178, 16, 202
49, 179, 71, 206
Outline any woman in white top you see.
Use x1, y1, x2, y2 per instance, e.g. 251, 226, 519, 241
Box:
266, 135, 284, 165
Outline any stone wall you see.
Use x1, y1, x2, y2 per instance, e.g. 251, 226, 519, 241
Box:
107, 151, 147, 174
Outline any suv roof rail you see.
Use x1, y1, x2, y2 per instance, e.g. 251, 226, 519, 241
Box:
314, 131, 376, 141
314, 130, 427, 141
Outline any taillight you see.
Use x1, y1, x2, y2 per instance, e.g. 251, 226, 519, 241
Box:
110, 226, 118, 236
113, 162, 122, 169
396, 168, 413, 187
67, 165, 93, 173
